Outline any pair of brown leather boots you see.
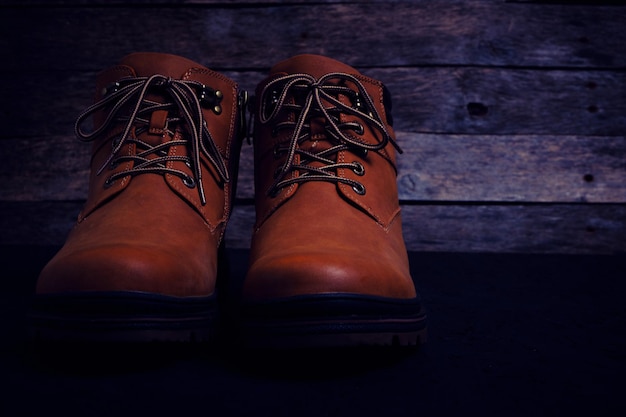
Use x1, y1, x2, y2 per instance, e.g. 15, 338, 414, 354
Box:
32, 52, 427, 348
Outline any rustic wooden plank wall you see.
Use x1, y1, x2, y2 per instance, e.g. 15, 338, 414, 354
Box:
0, 0, 624, 254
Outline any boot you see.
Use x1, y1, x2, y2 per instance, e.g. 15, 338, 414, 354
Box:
241, 54, 427, 347
31, 52, 246, 342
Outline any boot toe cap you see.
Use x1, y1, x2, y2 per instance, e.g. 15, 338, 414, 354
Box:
36, 244, 215, 297
243, 251, 416, 301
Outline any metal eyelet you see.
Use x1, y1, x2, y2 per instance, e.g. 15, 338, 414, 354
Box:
103, 177, 115, 189
352, 161, 365, 176
182, 176, 196, 188
354, 92, 363, 109
109, 159, 119, 170
353, 93, 374, 118
268, 187, 279, 198
238, 90, 248, 108
199, 85, 223, 115
101, 81, 120, 97
270, 90, 279, 105
111, 136, 122, 149
352, 183, 366, 195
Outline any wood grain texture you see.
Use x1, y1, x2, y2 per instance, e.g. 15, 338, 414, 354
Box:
1, 0, 624, 255
1, 2, 624, 71
394, 133, 626, 203
366, 68, 626, 136
227, 203, 626, 255
2, 201, 623, 254
2, 68, 624, 138
237, 132, 626, 203
3, 132, 625, 203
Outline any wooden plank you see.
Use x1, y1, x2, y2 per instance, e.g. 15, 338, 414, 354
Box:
366, 68, 626, 136
226, 204, 626, 255
2, 67, 624, 138
297, 133, 625, 203
2, 132, 625, 203
237, 133, 626, 203
2, 201, 623, 254
397, 203, 626, 255
1, 2, 624, 72
394, 133, 626, 203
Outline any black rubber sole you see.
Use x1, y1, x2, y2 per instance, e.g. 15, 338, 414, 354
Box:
239, 294, 428, 348
29, 291, 218, 343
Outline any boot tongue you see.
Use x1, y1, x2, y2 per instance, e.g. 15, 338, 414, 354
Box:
271, 55, 361, 154
116, 53, 206, 146
119, 52, 205, 78
270, 54, 361, 79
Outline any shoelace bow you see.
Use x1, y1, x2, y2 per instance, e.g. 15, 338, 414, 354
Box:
75, 74, 230, 205
258, 72, 402, 196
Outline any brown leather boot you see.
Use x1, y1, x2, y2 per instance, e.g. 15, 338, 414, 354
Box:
31, 52, 246, 342
241, 54, 427, 347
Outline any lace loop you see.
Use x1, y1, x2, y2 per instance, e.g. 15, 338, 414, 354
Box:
75, 74, 230, 205
258, 72, 401, 197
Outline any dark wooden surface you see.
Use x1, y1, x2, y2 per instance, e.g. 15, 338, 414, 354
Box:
1, 0, 625, 254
